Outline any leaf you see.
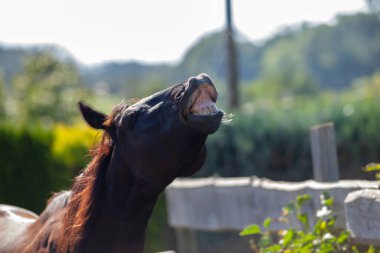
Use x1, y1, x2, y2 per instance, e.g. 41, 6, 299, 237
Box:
259, 235, 272, 248
327, 215, 337, 227
282, 229, 295, 247
297, 212, 309, 231
320, 192, 334, 208
319, 242, 335, 252
299, 243, 314, 253
264, 244, 281, 253
263, 218, 272, 229
365, 245, 376, 253
313, 219, 322, 235
283, 202, 296, 215
301, 234, 316, 244
319, 220, 327, 231
323, 198, 334, 208
363, 163, 380, 172
351, 246, 360, 253
336, 231, 350, 244
239, 224, 261, 236
296, 194, 312, 208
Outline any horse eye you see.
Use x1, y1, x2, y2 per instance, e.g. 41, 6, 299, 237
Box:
173, 85, 185, 101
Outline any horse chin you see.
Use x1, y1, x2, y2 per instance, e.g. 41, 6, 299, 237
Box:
186, 111, 224, 134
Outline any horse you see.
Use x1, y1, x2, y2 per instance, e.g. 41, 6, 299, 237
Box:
0, 73, 224, 253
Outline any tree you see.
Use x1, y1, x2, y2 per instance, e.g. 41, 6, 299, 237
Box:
11, 53, 87, 125
225, 0, 239, 109
0, 72, 5, 119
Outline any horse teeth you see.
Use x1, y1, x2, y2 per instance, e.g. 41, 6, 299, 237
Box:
192, 105, 220, 116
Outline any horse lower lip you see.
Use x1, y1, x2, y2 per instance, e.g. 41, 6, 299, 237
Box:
191, 109, 220, 116
185, 110, 224, 134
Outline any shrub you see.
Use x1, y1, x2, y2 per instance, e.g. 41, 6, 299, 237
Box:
0, 125, 68, 212
199, 93, 380, 181
240, 193, 376, 253
52, 123, 99, 174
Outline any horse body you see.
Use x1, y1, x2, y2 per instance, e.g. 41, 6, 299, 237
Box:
0, 191, 70, 253
0, 205, 38, 252
0, 73, 223, 253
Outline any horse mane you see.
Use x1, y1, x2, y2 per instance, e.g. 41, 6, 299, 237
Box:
58, 108, 122, 252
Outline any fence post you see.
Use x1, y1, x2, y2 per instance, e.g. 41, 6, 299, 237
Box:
310, 122, 340, 182
175, 228, 199, 253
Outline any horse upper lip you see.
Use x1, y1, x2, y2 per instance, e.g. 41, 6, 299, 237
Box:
183, 84, 219, 118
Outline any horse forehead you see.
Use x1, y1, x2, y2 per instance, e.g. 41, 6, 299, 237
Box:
136, 87, 172, 106
119, 98, 172, 123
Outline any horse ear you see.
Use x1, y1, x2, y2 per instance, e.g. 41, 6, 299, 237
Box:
78, 101, 107, 130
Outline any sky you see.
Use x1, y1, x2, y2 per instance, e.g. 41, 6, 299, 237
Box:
0, 0, 368, 64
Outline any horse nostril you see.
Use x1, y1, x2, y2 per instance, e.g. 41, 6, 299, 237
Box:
187, 74, 217, 92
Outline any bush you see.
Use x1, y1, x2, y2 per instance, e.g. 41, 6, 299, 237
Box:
0, 123, 98, 213
52, 123, 99, 174
240, 193, 376, 253
0, 125, 68, 212
199, 90, 380, 181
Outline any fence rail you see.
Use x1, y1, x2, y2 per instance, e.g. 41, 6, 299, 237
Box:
164, 122, 380, 252
165, 178, 380, 249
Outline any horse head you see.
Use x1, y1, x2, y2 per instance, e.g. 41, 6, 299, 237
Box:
79, 73, 223, 188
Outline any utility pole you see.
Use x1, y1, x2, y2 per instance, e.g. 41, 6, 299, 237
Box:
226, 0, 239, 110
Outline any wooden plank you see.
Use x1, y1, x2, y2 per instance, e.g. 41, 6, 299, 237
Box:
175, 228, 199, 253
166, 178, 379, 232
345, 189, 380, 246
310, 122, 340, 182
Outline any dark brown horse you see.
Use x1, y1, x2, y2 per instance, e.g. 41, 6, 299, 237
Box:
0, 73, 223, 253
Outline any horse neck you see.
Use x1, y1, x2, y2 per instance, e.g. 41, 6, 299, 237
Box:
77, 149, 162, 253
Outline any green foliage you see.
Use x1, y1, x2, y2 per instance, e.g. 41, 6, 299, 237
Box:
363, 163, 380, 172
10, 52, 87, 125
198, 70, 380, 180
260, 13, 380, 90
240, 193, 376, 253
362, 163, 380, 179
51, 123, 99, 173
0, 125, 69, 213
240, 224, 262, 236
0, 123, 98, 212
